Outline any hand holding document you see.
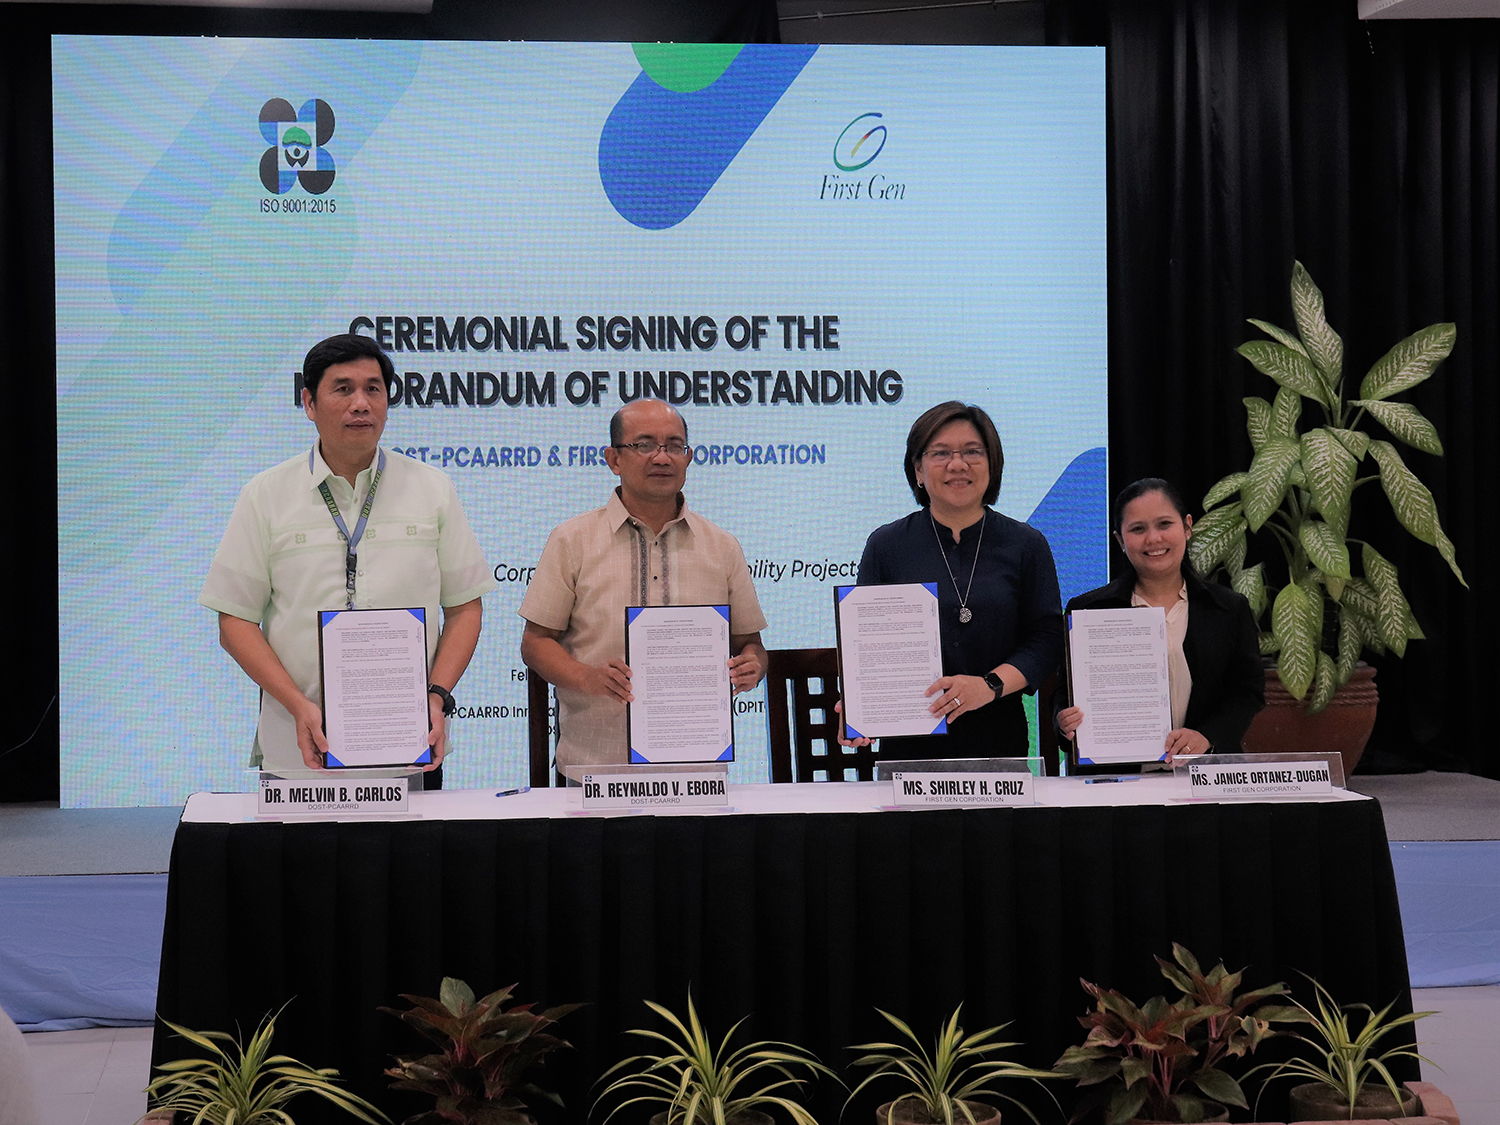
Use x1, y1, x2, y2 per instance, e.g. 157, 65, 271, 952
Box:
317, 607, 432, 768
835, 582, 946, 740
626, 605, 734, 764
1067, 606, 1171, 764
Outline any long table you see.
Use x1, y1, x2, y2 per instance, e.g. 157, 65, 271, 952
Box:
152, 778, 1416, 1124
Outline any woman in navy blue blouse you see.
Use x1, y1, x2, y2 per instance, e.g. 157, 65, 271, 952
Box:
844, 401, 1065, 760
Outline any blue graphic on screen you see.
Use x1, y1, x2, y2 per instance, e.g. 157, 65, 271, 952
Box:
1026, 447, 1109, 606
105, 42, 418, 314
599, 43, 818, 229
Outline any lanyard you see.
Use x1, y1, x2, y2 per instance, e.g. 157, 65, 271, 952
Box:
313, 447, 386, 610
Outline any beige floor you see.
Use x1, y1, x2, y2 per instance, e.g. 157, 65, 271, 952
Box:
21, 987, 1500, 1123
1407, 986, 1500, 1125
24, 1026, 151, 1125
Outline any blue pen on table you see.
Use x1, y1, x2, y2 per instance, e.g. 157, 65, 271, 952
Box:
495, 786, 531, 797
1083, 775, 1143, 784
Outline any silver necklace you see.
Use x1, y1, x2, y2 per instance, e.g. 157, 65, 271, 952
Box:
930, 512, 985, 623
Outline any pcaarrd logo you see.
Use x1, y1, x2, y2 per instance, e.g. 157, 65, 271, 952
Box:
259, 98, 335, 195
820, 112, 906, 204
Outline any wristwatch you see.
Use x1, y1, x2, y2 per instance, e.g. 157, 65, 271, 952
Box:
427, 684, 457, 716
982, 670, 1004, 694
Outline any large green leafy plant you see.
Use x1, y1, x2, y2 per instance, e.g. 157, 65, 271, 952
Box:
382, 978, 581, 1125
1188, 261, 1466, 711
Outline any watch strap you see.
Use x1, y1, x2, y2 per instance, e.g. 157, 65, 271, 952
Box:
428, 683, 456, 716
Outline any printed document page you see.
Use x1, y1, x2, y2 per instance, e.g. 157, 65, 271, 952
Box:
318, 607, 431, 768
626, 605, 733, 763
1068, 605, 1170, 764
835, 582, 946, 740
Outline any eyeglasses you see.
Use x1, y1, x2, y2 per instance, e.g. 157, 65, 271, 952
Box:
615, 440, 692, 458
921, 446, 987, 466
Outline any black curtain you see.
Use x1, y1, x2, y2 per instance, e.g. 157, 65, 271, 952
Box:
0, 13, 59, 802
3, 0, 1498, 799
1049, 0, 1498, 777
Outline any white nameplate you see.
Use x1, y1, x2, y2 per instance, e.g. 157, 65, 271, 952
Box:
580, 771, 728, 810
1188, 760, 1334, 799
890, 771, 1036, 808
257, 777, 411, 818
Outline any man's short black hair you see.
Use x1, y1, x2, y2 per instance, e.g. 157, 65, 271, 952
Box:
302, 334, 397, 402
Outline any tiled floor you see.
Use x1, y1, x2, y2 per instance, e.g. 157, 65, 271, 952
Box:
24, 1026, 151, 1125
1409, 985, 1500, 1125
20, 988, 1500, 1123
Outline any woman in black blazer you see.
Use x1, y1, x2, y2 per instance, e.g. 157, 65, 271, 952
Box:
1058, 478, 1264, 760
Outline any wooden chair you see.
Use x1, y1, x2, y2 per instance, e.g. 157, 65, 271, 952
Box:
526, 668, 563, 787
765, 647, 881, 782
764, 650, 1064, 781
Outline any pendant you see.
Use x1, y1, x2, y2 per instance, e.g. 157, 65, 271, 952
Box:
959, 606, 973, 624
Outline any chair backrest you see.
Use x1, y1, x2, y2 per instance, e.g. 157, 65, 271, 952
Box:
1035, 669, 1060, 776
526, 668, 560, 787
763, 652, 1063, 781
765, 647, 881, 782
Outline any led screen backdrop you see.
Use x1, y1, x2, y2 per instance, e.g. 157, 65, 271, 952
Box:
55, 37, 1108, 807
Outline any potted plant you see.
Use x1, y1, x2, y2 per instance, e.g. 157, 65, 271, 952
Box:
381, 977, 582, 1125
1247, 978, 1435, 1121
143, 1009, 390, 1125
845, 1005, 1060, 1125
1052, 944, 1303, 1124
594, 991, 833, 1125
1188, 261, 1466, 771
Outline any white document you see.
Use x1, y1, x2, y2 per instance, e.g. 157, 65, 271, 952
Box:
835, 582, 946, 740
626, 605, 733, 764
1068, 606, 1171, 764
317, 607, 432, 768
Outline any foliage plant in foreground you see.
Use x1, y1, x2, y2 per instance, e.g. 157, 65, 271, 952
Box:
144, 1010, 390, 1125
594, 991, 833, 1125
1248, 978, 1435, 1120
844, 1005, 1059, 1125
1189, 260, 1466, 711
1053, 944, 1304, 1124
382, 978, 582, 1125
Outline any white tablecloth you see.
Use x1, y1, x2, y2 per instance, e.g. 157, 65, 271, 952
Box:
182, 772, 1366, 824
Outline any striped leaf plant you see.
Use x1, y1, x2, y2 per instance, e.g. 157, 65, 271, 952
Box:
1188, 261, 1467, 712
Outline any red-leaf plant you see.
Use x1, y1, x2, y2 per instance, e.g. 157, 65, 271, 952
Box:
1052, 945, 1306, 1124
382, 978, 583, 1125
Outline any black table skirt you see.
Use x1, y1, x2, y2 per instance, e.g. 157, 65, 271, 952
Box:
153, 799, 1416, 1124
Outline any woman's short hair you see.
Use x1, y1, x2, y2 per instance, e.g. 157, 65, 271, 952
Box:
903, 401, 1004, 508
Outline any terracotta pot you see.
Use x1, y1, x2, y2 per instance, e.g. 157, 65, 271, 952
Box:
1240, 664, 1378, 776
651, 1111, 774, 1125
1286, 1080, 1422, 1121
876, 1099, 1002, 1125
1124, 1098, 1228, 1124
